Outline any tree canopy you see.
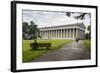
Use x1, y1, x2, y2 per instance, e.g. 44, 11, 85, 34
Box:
66, 12, 91, 20
23, 22, 29, 39
23, 21, 41, 40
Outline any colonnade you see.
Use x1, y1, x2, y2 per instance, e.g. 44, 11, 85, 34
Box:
40, 27, 85, 39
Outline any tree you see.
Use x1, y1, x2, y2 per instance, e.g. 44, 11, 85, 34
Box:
23, 21, 41, 40
66, 12, 91, 20
87, 25, 91, 39
23, 22, 29, 39
85, 33, 89, 39
85, 25, 91, 39
28, 21, 41, 49
28, 21, 41, 40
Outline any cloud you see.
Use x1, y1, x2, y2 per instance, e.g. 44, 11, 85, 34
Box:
23, 10, 90, 28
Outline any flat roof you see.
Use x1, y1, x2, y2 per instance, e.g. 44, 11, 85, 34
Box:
39, 23, 85, 29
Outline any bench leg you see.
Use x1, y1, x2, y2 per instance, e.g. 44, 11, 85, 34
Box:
33, 46, 37, 50
47, 47, 49, 50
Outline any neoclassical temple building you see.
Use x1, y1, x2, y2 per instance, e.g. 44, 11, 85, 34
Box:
39, 23, 85, 40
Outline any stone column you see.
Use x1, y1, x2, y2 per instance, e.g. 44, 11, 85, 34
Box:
47, 30, 49, 39
76, 28, 78, 39
52, 30, 53, 38
55, 30, 56, 38
80, 29, 81, 39
46, 30, 48, 38
59, 29, 61, 38
67, 29, 68, 38
73, 28, 74, 39
58, 29, 60, 38
69, 28, 71, 39
76, 28, 77, 38
50, 30, 51, 38
54, 30, 55, 38
59, 29, 60, 38
65, 29, 67, 38
43, 31, 44, 38
53, 30, 54, 38
66, 29, 68, 38
45, 31, 47, 39
58, 29, 59, 38
61, 29, 63, 38
71, 29, 72, 39
62, 29, 63, 38
70, 28, 72, 38
50, 30, 52, 38
56, 29, 57, 38
67, 28, 69, 38
51, 30, 52, 38
41, 31, 42, 38
44, 31, 45, 38
45, 30, 47, 38
69, 29, 70, 38
62, 29, 64, 38
42, 31, 43, 38
63, 29, 66, 38
65, 29, 66, 38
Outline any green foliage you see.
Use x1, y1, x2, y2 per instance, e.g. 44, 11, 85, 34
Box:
22, 39, 73, 62
23, 22, 29, 39
87, 25, 91, 39
74, 13, 87, 20
23, 21, 41, 40
66, 12, 71, 17
87, 25, 91, 31
85, 25, 91, 39
83, 40, 91, 52
85, 33, 89, 39
65, 12, 90, 20
29, 21, 40, 39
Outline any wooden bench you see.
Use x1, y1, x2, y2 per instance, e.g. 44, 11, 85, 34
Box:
30, 43, 51, 50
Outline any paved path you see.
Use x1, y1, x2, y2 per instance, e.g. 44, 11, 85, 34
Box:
32, 40, 90, 62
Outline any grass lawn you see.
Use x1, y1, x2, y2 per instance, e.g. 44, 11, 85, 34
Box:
83, 40, 91, 52
23, 39, 73, 62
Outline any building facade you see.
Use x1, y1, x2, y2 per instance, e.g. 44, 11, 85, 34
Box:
39, 23, 85, 40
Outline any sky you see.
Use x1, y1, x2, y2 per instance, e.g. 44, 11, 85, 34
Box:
22, 10, 91, 29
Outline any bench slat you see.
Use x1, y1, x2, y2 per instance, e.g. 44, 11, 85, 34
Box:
30, 43, 51, 49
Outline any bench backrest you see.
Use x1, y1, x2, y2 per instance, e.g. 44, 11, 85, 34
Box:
30, 43, 51, 47
37, 43, 51, 47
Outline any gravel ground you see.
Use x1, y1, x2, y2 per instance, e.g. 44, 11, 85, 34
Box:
31, 40, 90, 62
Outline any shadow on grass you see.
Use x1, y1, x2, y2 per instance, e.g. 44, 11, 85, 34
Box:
30, 48, 51, 51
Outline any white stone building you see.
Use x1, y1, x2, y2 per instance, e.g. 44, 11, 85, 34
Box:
39, 23, 85, 40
